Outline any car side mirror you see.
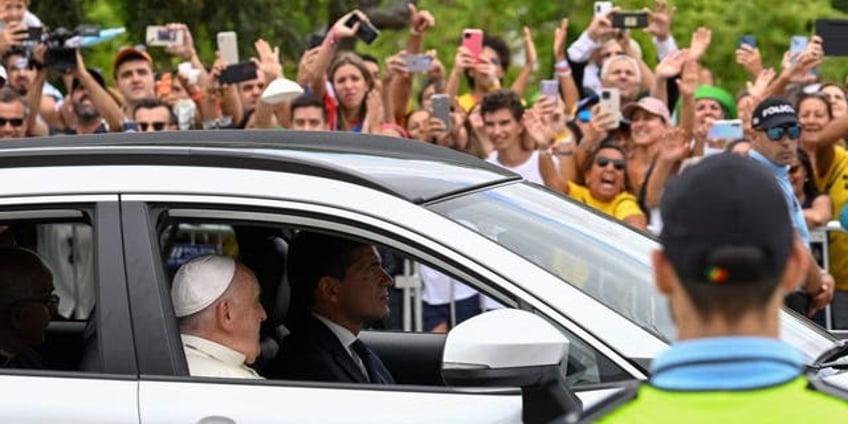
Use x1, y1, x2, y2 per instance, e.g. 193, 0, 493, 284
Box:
441, 309, 582, 424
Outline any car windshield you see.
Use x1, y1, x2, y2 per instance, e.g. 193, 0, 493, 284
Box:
428, 182, 837, 362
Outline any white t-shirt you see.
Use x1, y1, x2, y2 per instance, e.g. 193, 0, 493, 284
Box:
420, 265, 478, 305
487, 150, 544, 184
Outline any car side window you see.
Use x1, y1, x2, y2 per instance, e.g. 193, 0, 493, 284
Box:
0, 217, 100, 373
152, 211, 631, 387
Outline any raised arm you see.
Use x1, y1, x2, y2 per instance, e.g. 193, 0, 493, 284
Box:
552, 18, 579, 113
510, 27, 537, 97
309, 11, 364, 99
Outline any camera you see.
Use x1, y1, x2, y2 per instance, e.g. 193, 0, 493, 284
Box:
40, 25, 101, 70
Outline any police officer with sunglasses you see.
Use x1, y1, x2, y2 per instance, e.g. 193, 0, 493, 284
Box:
748, 97, 833, 316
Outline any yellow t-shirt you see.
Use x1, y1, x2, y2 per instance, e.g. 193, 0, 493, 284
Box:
813, 146, 848, 291
567, 182, 644, 222
457, 93, 479, 113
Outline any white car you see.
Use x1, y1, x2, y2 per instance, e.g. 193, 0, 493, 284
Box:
0, 131, 842, 423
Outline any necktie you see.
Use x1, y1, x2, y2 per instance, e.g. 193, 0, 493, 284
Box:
351, 339, 391, 384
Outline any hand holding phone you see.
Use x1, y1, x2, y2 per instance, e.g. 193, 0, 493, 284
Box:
146, 26, 184, 47
739, 35, 757, 48
462, 29, 484, 62
219, 61, 258, 85
402, 54, 433, 73
431, 94, 452, 132
345, 13, 380, 45
540, 80, 559, 98
599, 88, 621, 129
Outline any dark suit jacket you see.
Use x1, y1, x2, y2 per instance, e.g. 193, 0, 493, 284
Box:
269, 313, 392, 384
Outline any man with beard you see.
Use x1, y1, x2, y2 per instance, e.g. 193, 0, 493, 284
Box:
23, 46, 121, 135
52, 67, 122, 134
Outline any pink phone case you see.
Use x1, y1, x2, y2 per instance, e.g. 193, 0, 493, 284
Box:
462, 29, 484, 61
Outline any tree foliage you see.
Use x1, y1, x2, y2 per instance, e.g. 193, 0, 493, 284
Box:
27, 0, 848, 96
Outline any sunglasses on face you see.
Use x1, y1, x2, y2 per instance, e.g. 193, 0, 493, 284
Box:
0, 117, 24, 127
763, 125, 801, 141
138, 121, 167, 131
595, 156, 626, 170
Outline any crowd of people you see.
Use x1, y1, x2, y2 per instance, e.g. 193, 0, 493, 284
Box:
1, 1, 848, 331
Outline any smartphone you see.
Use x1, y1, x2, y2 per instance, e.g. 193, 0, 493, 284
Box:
23, 26, 42, 42
611, 12, 649, 29
540, 79, 559, 98
219, 61, 258, 85
594, 1, 613, 17
44, 47, 77, 70
707, 119, 744, 141
344, 13, 380, 45
462, 29, 484, 61
599, 88, 620, 129
816, 19, 848, 56
739, 35, 756, 48
217, 31, 239, 65
402, 54, 432, 73
146, 25, 184, 47
790, 35, 808, 55
431, 94, 452, 132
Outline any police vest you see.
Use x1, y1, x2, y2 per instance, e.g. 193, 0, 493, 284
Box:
590, 377, 848, 423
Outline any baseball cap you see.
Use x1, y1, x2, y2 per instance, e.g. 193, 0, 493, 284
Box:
71, 68, 106, 92
751, 97, 799, 130
171, 255, 236, 318
622, 97, 671, 123
113, 45, 153, 75
659, 154, 794, 285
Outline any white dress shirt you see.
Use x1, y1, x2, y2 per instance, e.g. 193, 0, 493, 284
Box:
182, 334, 263, 379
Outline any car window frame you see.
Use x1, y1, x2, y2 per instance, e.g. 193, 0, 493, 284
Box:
122, 193, 649, 385
0, 196, 137, 378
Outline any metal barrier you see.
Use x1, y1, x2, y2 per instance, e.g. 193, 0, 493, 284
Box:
812, 221, 848, 336
394, 259, 423, 332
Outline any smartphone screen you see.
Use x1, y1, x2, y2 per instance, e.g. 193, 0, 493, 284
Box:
219, 61, 258, 85
217, 31, 239, 65
540, 80, 559, 98
707, 119, 744, 141
402, 54, 432, 73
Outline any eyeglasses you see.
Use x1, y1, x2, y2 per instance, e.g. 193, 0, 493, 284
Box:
138, 121, 167, 131
15, 294, 59, 308
762, 125, 802, 141
595, 156, 626, 170
0, 117, 25, 127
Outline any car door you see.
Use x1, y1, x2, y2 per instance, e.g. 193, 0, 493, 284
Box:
122, 193, 646, 423
0, 196, 138, 423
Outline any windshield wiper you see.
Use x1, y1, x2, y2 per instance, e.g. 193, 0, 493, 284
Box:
812, 339, 848, 370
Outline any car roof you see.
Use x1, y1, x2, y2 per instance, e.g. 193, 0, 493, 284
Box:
0, 130, 519, 204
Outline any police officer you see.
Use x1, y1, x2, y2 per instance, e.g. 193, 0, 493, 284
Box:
597, 154, 848, 422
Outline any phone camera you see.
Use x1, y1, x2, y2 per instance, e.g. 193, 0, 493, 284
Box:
602, 92, 611, 100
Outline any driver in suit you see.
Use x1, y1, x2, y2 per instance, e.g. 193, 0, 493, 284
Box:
269, 231, 395, 384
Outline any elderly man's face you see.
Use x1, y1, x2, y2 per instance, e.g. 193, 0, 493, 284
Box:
228, 266, 267, 364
